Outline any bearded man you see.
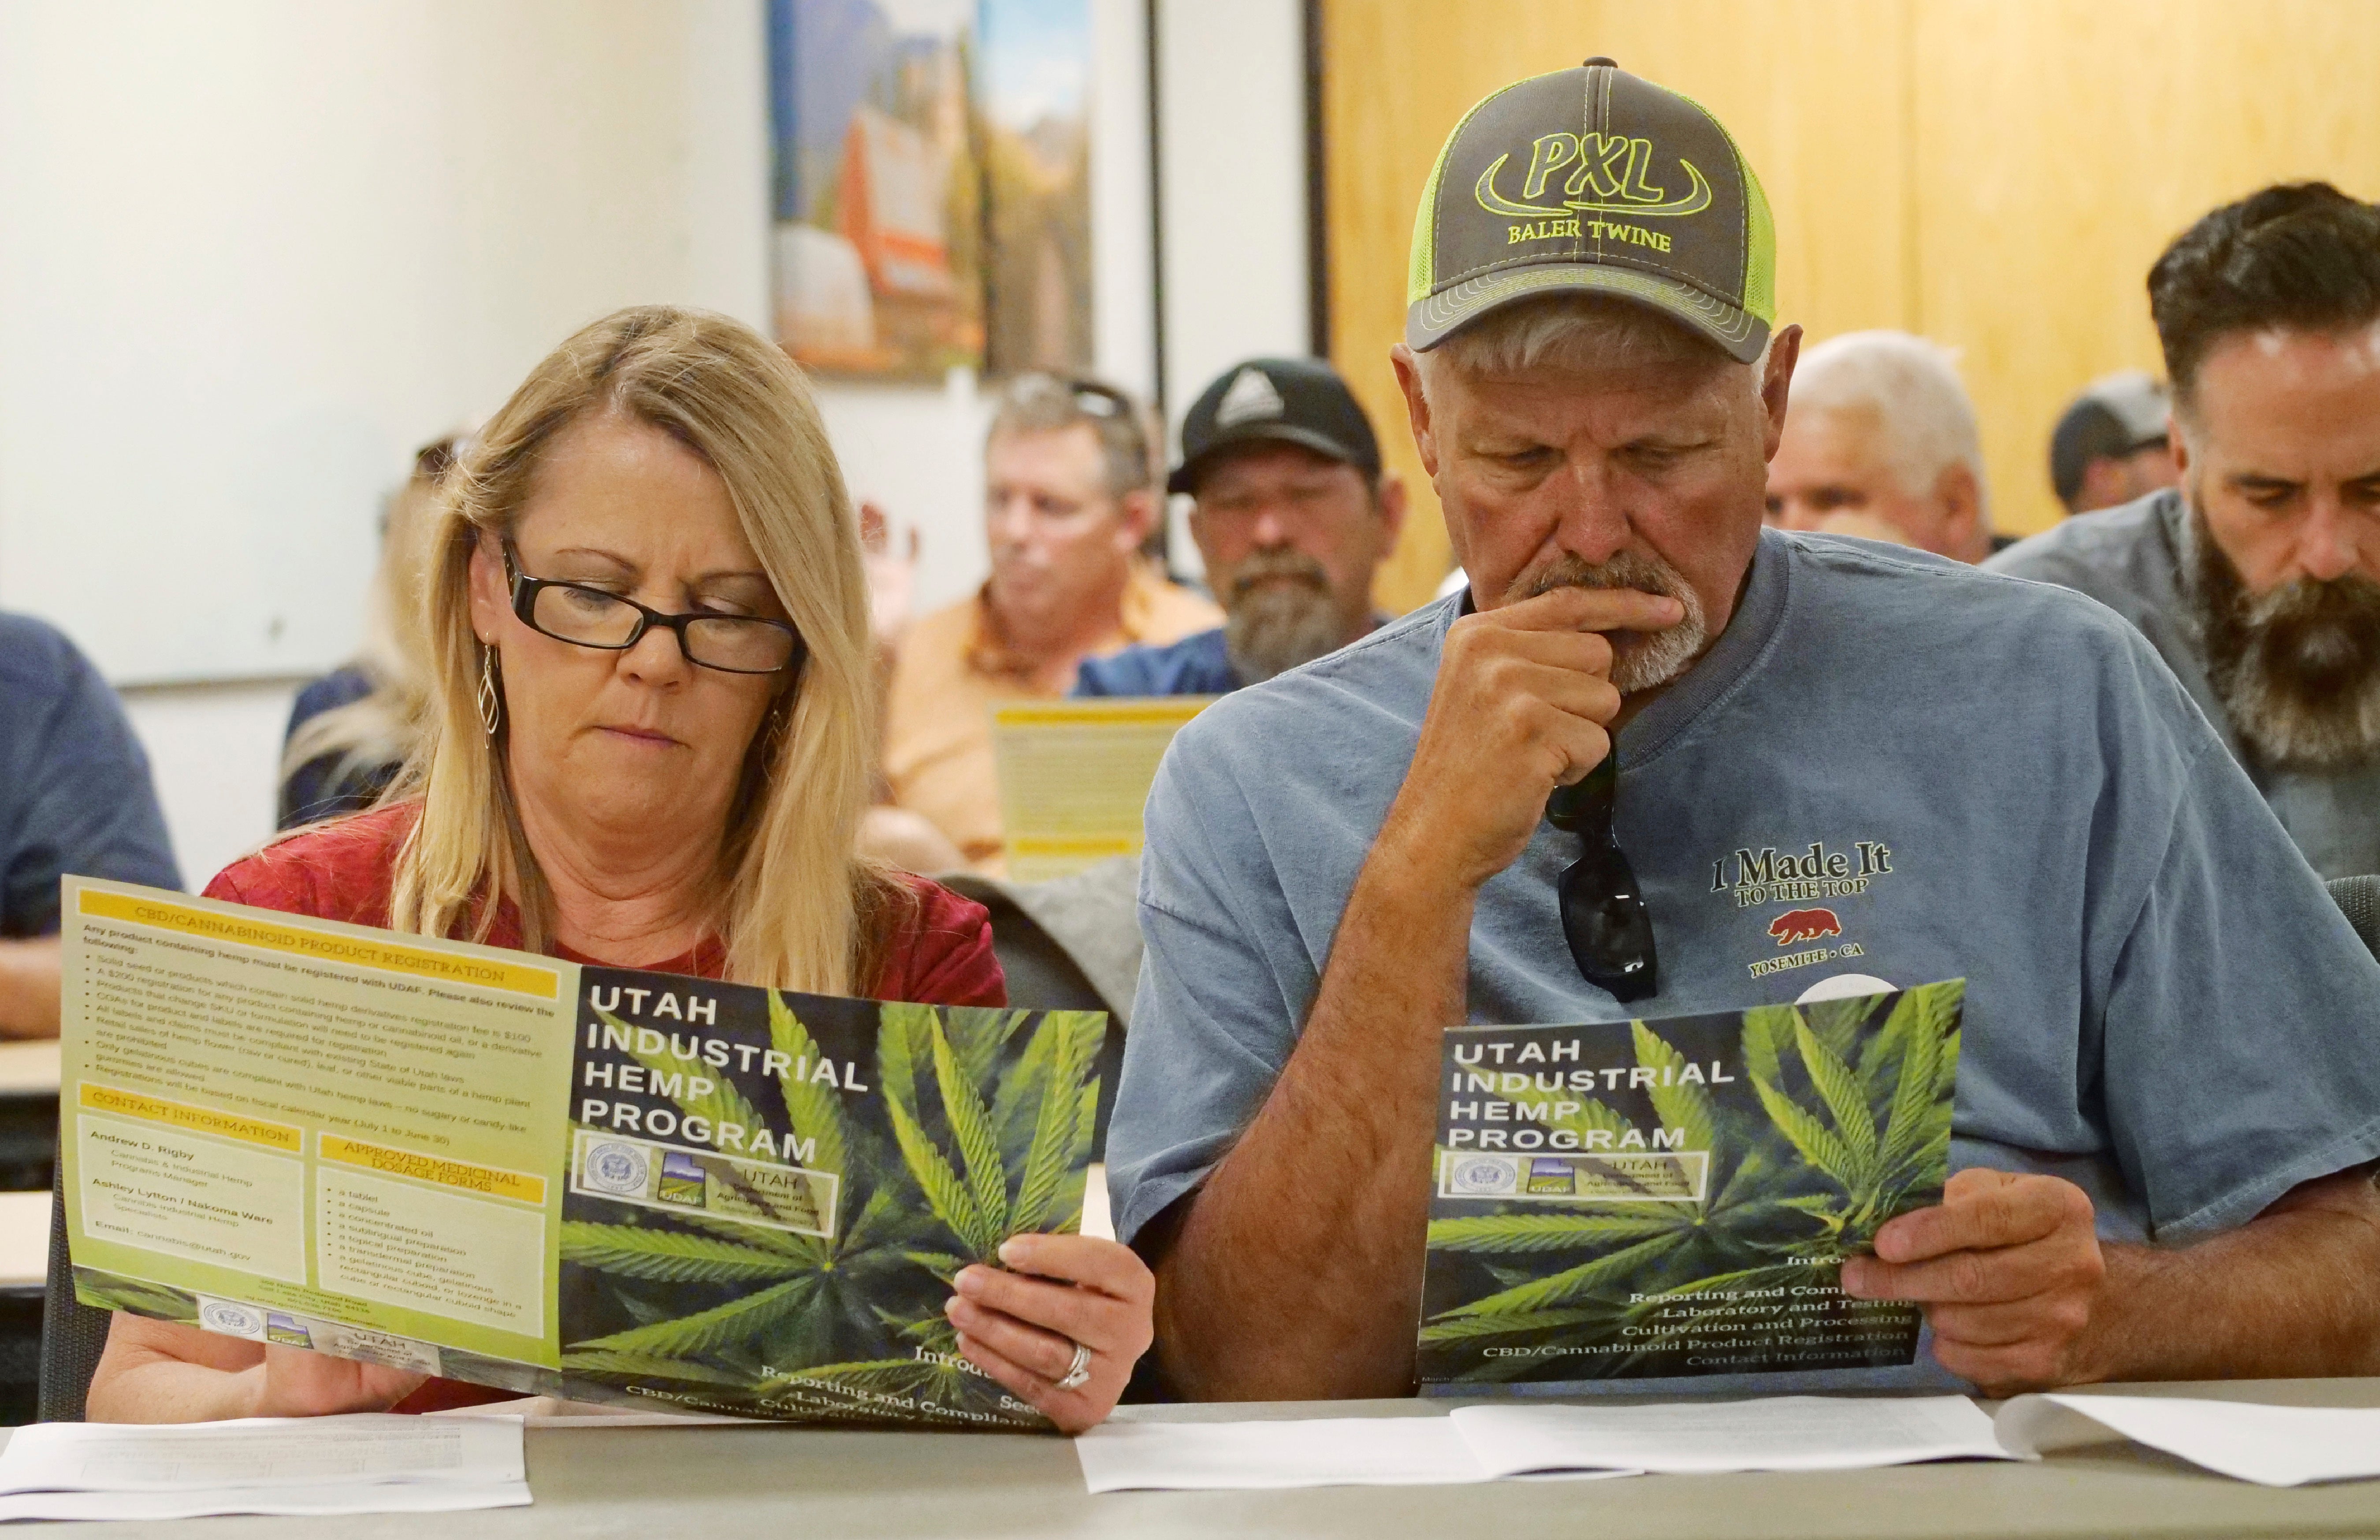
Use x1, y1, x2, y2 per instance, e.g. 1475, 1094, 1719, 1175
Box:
1074, 358, 1406, 697
1108, 61, 2380, 1404
1991, 184, 2380, 881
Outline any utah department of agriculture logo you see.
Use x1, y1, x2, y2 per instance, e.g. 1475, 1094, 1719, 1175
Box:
197, 1299, 263, 1339
584, 1139, 648, 1196
1447, 1154, 1520, 1197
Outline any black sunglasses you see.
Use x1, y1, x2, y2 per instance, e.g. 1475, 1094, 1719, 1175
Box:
1546, 755, 1659, 1003
502, 540, 807, 678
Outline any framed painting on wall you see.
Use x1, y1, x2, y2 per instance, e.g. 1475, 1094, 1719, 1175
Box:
767, 0, 984, 380
974, 0, 1093, 377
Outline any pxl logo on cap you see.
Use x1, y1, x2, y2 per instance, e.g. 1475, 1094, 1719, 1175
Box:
1407, 57, 1776, 362
1477, 132, 1711, 223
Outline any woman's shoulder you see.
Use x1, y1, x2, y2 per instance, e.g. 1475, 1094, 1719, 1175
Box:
204, 803, 418, 924
869, 873, 1005, 1008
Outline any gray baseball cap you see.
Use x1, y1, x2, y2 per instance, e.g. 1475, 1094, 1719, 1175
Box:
2049, 370, 2172, 507
1406, 58, 1777, 363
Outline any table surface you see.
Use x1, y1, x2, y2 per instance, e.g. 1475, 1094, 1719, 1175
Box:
0, 1191, 49, 1288
9, 1379, 2380, 1538
0, 1042, 60, 1098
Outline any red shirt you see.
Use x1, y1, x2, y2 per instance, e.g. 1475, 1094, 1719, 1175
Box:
200, 802, 1006, 1411
203, 804, 1007, 1006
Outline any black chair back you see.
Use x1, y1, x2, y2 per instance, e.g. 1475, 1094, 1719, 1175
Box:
37, 1164, 108, 1422
2331, 875, 2380, 960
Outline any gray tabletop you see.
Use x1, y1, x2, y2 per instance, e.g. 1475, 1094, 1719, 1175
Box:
14, 1379, 2380, 1539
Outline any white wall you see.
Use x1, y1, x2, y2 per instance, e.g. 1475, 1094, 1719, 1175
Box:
7, 0, 1305, 888
1153, 0, 1312, 574
0, 0, 775, 688
120, 683, 300, 890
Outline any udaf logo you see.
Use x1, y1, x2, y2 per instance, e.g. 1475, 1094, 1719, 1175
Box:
1476, 132, 1713, 220
1768, 908, 1843, 947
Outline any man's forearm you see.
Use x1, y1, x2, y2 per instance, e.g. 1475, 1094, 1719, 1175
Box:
1153, 838, 1473, 1401
2086, 1169, 2380, 1383
0, 937, 62, 1039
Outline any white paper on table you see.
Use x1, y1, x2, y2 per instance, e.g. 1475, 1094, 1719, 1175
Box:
1452, 1395, 2012, 1477
1995, 1394, 2380, 1487
429, 1395, 753, 1428
1075, 1416, 1641, 1492
0, 1481, 531, 1522
0, 1414, 524, 1493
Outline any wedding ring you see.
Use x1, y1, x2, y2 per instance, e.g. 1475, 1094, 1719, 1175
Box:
1055, 1340, 1093, 1391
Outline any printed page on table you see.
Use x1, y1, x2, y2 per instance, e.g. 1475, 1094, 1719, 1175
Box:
990, 698, 1214, 881
1419, 981, 1964, 1397
556, 972, 1106, 1427
60, 877, 580, 1397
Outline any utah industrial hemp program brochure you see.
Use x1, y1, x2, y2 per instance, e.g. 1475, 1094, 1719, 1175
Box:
1421, 981, 1964, 1387
60, 878, 1106, 1429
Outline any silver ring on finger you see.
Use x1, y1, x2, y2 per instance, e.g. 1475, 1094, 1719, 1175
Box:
1055, 1340, 1093, 1391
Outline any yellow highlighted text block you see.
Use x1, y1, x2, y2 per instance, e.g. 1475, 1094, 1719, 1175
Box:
319, 1135, 547, 1206
79, 1084, 301, 1153
1008, 836, 1139, 860
78, 889, 558, 999
993, 696, 1215, 881
993, 700, 1210, 730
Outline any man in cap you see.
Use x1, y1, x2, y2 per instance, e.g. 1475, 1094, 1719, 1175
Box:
1108, 63, 2380, 1402
2048, 371, 2178, 517
1991, 185, 2380, 881
1763, 330, 1999, 561
1075, 358, 1407, 696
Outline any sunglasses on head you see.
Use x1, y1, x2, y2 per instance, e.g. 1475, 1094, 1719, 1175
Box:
1546, 754, 1659, 1003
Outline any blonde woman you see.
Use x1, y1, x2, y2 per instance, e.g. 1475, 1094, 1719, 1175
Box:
87, 307, 1153, 1431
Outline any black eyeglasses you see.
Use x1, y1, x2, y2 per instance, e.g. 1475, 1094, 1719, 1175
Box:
1547, 754, 1659, 1002
502, 541, 807, 677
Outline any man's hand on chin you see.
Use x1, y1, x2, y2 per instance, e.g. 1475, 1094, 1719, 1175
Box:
1839, 1167, 2107, 1395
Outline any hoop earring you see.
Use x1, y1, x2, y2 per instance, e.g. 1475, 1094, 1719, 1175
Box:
476, 645, 503, 737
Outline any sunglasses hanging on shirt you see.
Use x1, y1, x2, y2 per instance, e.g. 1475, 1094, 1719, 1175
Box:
1547, 753, 1659, 1003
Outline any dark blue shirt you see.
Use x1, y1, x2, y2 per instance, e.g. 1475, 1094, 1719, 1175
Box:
0, 613, 180, 934
277, 665, 399, 831
1073, 627, 1241, 698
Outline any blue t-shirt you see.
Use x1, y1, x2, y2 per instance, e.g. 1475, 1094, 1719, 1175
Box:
0, 613, 181, 934
1075, 629, 1241, 698
1111, 529, 2380, 1391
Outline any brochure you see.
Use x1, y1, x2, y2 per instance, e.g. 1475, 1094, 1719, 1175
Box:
60, 877, 1106, 1429
1420, 980, 1964, 1388
990, 698, 1212, 880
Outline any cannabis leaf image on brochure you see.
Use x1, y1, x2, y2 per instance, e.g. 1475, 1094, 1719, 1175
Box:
1419, 980, 1963, 1386
557, 977, 1105, 1427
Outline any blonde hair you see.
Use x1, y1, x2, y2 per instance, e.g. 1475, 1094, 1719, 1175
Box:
389, 305, 905, 994
277, 443, 452, 809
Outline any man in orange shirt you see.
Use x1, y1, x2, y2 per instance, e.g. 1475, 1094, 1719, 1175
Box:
882, 375, 1220, 872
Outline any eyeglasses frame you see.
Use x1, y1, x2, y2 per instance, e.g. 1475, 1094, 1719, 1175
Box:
500, 538, 807, 679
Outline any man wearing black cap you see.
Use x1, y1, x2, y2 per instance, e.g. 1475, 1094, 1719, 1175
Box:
1075, 359, 1406, 697
1108, 60, 2380, 1405
2046, 371, 2178, 518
